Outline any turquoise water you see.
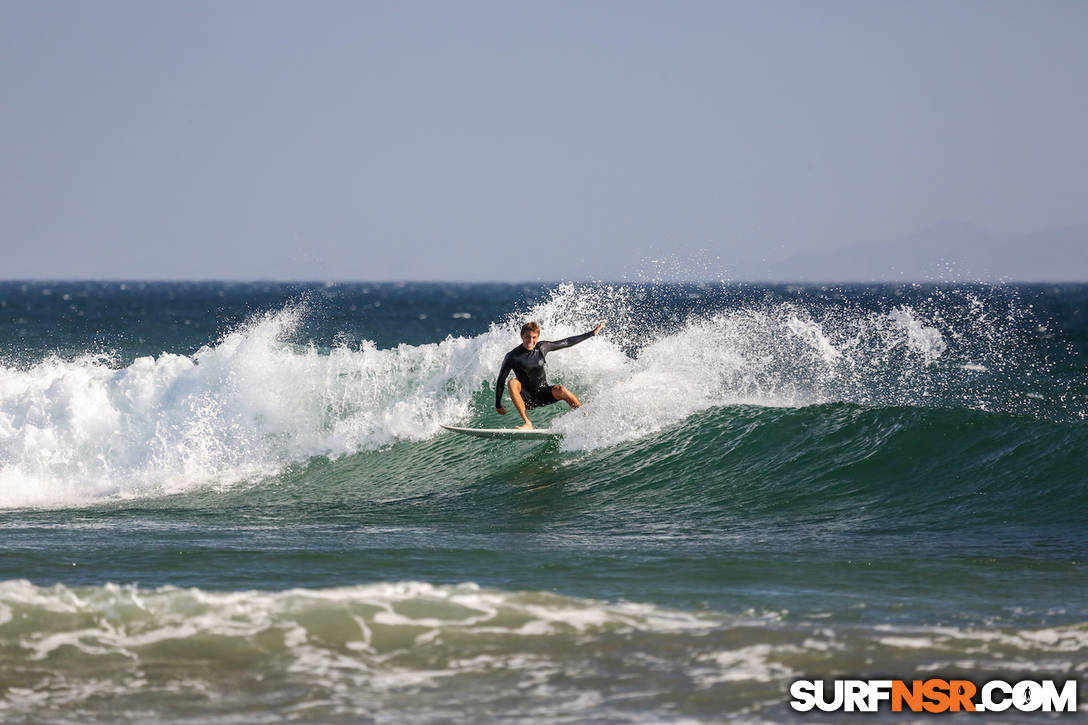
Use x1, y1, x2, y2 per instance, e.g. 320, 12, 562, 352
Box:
1, 281, 1085, 722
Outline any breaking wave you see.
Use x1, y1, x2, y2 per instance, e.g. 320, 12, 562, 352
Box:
0, 284, 1072, 508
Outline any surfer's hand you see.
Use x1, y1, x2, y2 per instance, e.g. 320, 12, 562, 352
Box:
497, 406, 507, 415
593, 319, 607, 335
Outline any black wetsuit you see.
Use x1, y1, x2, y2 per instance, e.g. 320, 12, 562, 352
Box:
495, 330, 595, 409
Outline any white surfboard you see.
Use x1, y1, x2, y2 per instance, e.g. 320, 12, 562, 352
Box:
441, 424, 562, 440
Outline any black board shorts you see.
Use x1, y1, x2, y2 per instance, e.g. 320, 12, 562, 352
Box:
523, 386, 559, 409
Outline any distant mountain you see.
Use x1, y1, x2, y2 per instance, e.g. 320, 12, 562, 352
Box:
740, 221, 1088, 282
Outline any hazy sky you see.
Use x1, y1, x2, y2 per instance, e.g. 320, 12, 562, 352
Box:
2, 1, 1085, 281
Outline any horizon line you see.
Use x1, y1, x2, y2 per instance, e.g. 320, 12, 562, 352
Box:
2, 277, 1087, 286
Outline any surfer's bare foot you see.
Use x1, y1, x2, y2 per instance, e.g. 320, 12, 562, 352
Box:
515, 421, 534, 430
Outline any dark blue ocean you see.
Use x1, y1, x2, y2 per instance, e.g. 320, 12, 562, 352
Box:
0, 281, 1085, 723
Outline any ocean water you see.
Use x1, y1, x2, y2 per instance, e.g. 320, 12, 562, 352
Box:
0, 280, 1085, 723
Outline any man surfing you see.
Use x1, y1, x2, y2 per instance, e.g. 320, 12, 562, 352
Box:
495, 320, 607, 429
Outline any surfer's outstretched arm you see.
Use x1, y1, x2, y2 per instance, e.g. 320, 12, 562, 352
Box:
537, 320, 607, 354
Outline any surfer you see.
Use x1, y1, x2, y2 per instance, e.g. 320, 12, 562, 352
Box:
495, 320, 607, 429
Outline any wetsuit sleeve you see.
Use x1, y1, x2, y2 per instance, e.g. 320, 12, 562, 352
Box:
495, 353, 513, 408
536, 330, 595, 355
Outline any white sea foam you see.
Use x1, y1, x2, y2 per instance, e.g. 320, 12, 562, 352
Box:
0, 306, 501, 508
2, 579, 1083, 723
0, 579, 736, 722
550, 292, 951, 450
0, 579, 719, 660
0, 284, 978, 506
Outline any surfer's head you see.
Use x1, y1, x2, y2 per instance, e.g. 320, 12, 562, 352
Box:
520, 321, 540, 349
